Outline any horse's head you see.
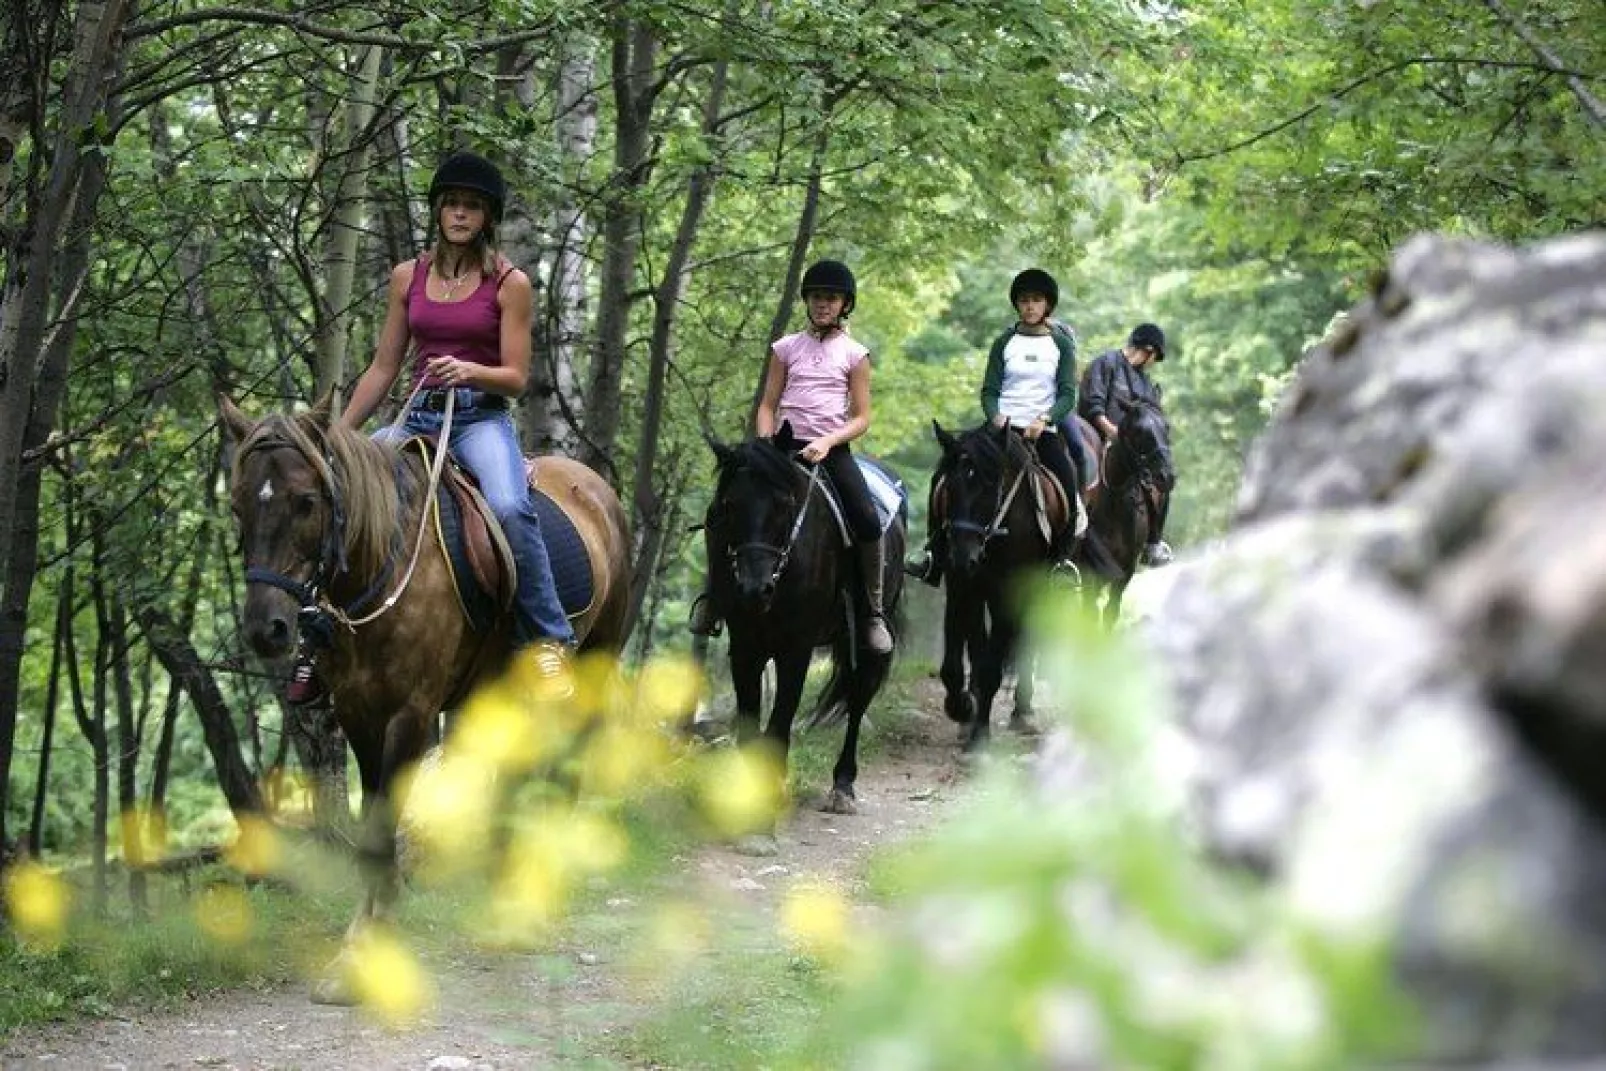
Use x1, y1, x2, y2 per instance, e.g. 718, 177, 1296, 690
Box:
933, 419, 1025, 578
220, 393, 399, 661
706, 422, 810, 610
1116, 400, 1175, 491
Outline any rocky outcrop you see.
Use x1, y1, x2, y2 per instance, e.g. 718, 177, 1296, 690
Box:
1093, 233, 1606, 1062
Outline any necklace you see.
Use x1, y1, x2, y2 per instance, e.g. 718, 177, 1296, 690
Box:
435, 267, 475, 301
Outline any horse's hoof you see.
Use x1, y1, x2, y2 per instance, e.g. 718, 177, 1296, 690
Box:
310, 972, 358, 1007
944, 693, 974, 725
734, 833, 780, 857
1008, 715, 1042, 737
821, 788, 858, 815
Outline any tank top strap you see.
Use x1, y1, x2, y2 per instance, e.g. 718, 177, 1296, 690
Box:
408, 254, 429, 301
493, 255, 514, 289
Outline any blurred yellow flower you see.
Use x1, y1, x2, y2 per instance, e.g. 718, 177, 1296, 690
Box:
485, 807, 629, 946
195, 884, 254, 945
396, 752, 495, 876
224, 814, 282, 877
454, 684, 558, 773
3, 861, 70, 949
579, 722, 674, 798
346, 926, 434, 1029
647, 899, 712, 972
697, 746, 785, 836
633, 655, 706, 727
120, 806, 168, 868
780, 882, 850, 961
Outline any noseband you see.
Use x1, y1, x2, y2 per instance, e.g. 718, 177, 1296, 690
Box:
726, 463, 822, 595
946, 439, 1030, 550
238, 435, 398, 647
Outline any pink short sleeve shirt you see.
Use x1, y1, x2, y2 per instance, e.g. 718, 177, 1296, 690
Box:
772, 330, 869, 442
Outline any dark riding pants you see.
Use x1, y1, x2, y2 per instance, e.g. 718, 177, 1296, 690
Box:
818, 443, 880, 544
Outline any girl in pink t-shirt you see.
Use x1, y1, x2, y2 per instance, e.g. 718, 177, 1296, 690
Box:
692, 259, 892, 654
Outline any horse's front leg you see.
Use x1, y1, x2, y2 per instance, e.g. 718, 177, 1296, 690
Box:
940, 583, 978, 727
732, 646, 810, 857
966, 596, 1015, 753
728, 631, 765, 746
311, 708, 431, 1006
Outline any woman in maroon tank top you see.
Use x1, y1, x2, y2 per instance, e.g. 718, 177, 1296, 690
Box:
283, 152, 575, 704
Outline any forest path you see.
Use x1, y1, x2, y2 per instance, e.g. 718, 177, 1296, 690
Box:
1, 676, 1013, 1070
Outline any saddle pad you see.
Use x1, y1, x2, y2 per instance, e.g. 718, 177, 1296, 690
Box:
855, 456, 907, 534
434, 482, 499, 633
530, 486, 594, 618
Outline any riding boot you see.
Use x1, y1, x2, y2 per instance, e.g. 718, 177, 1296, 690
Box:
902, 528, 945, 588
688, 585, 721, 637
859, 542, 895, 654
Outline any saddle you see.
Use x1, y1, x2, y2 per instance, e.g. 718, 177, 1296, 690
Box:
401, 438, 596, 631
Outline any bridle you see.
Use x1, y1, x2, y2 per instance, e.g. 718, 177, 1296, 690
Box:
725, 462, 822, 594
946, 436, 1030, 551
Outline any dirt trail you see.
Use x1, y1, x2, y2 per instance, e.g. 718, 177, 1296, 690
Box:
1, 680, 983, 1071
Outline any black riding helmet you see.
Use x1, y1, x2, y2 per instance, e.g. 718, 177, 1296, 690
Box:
428, 151, 507, 222
800, 259, 857, 316
1009, 268, 1059, 312
1129, 322, 1167, 360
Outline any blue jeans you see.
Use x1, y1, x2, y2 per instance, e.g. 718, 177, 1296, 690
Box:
375, 393, 576, 647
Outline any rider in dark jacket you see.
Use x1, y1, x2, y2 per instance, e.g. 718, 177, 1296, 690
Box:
1077, 322, 1174, 566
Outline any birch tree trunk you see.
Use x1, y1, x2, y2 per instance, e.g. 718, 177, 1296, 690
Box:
627, 55, 731, 630
748, 122, 831, 431
580, 14, 657, 477
313, 44, 385, 405
527, 31, 597, 458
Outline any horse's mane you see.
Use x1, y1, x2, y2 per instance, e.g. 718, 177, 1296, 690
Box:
234, 411, 405, 579
718, 436, 801, 496
953, 424, 1032, 483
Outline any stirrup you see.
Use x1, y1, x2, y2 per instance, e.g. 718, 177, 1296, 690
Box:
903, 552, 941, 588
1050, 558, 1082, 587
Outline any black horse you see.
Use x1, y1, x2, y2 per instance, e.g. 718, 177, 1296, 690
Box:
931, 421, 1085, 752
1066, 398, 1175, 625
703, 423, 905, 834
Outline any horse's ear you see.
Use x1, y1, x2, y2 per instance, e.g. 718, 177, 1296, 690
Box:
217, 393, 254, 445
706, 433, 735, 468
307, 390, 335, 429
933, 420, 957, 454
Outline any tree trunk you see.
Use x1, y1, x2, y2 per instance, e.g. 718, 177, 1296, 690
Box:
28, 582, 68, 856
748, 122, 831, 431
107, 591, 147, 915
0, 95, 116, 851
313, 44, 386, 404
627, 54, 731, 631
579, 14, 658, 478
0, 0, 130, 600
135, 607, 264, 818
527, 30, 597, 458
86, 535, 114, 915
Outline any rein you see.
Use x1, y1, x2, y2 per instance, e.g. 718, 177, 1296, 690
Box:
948, 437, 1030, 548
242, 386, 457, 644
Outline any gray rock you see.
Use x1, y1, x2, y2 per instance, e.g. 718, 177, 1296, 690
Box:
1052, 232, 1606, 1063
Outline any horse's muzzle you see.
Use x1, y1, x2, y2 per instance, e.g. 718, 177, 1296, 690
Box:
243, 591, 298, 659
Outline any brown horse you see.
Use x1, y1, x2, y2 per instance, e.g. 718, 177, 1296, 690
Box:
218, 395, 630, 1000
1065, 400, 1174, 624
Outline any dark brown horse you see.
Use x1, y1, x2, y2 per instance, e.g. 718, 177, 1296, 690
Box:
1065, 399, 1174, 624
219, 395, 631, 999
703, 424, 905, 845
